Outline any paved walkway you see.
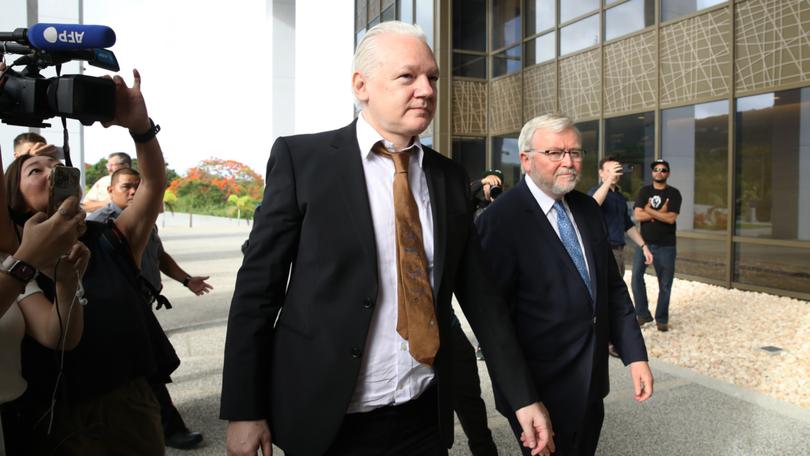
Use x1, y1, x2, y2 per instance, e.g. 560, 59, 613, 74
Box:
155, 218, 810, 455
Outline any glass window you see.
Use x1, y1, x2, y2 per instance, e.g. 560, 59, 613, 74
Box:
368, 16, 380, 28
560, 14, 599, 56
575, 120, 599, 193
453, 53, 487, 78
526, 0, 555, 36
491, 136, 522, 188
735, 244, 810, 294
662, 0, 726, 22
416, 0, 434, 49
605, 0, 655, 41
735, 87, 810, 241
492, 45, 522, 77
560, 0, 598, 24
398, 0, 414, 23
605, 112, 655, 204
355, 29, 366, 48
525, 32, 556, 66
382, 4, 396, 21
677, 238, 727, 281
662, 100, 729, 233
492, 0, 521, 50
452, 138, 487, 180
453, 0, 486, 51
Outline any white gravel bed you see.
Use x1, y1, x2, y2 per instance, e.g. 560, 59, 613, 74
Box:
629, 273, 810, 409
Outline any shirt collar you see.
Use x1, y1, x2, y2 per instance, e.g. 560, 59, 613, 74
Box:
525, 175, 564, 216
356, 111, 425, 167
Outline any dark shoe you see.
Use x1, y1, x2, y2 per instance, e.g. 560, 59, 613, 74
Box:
637, 315, 654, 327
165, 430, 204, 450
608, 344, 620, 358
656, 322, 669, 332
476, 345, 485, 361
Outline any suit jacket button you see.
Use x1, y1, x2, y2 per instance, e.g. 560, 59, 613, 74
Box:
351, 347, 362, 358
363, 298, 374, 309
593, 316, 597, 325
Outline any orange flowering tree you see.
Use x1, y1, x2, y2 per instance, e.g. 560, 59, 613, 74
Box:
168, 158, 264, 215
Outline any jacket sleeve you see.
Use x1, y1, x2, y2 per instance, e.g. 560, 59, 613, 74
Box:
220, 136, 302, 420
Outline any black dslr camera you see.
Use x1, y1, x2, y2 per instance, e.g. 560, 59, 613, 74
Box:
0, 24, 119, 128
483, 169, 504, 199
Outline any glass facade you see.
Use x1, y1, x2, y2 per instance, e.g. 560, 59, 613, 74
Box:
492, 0, 521, 50
525, 32, 555, 66
605, 0, 655, 42
605, 112, 655, 203
576, 120, 599, 193
453, 53, 487, 78
662, 100, 729, 233
526, 0, 555, 36
491, 136, 522, 189
560, 14, 600, 56
452, 138, 487, 181
453, 0, 486, 52
493, 45, 522, 77
560, 0, 598, 23
661, 0, 727, 23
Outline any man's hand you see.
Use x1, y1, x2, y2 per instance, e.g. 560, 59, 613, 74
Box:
641, 245, 653, 265
629, 361, 654, 402
481, 174, 502, 201
186, 275, 213, 296
23, 143, 59, 158
605, 162, 623, 183
660, 198, 670, 213
227, 420, 272, 456
515, 402, 555, 455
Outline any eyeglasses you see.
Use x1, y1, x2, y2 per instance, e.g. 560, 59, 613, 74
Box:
528, 148, 586, 162
653, 167, 669, 173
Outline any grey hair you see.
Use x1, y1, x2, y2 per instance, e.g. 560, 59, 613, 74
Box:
518, 113, 581, 153
352, 21, 428, 78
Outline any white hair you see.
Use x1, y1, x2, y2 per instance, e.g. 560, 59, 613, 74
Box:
518, 113, 581, 153
352, 21, 428, 78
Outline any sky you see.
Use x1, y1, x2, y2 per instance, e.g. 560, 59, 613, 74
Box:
2, 0, 354, 180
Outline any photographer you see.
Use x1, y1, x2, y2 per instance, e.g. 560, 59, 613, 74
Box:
2, 66, 169, 454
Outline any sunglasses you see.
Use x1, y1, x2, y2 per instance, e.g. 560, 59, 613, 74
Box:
653, 167, 669, 173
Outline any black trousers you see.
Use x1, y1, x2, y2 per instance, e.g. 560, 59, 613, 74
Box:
508, 400, 604, 456
450, 324, 498, 456
319, 385, 448, 456
149, 381, 188, 436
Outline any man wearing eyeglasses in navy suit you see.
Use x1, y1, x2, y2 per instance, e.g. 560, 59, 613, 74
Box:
631, 159, 682, 333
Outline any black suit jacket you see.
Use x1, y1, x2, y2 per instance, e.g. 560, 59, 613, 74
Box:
475, 178, 647, 435
220, 121, 538, 455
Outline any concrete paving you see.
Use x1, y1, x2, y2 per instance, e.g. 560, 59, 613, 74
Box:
155, 218, 810, 456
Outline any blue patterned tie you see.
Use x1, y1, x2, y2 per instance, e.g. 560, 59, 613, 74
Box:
553, 200, 593, 298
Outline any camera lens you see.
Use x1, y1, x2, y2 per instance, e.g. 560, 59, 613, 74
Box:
489, 185, 502, 199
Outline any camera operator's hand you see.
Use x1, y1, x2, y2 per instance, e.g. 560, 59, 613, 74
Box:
102, 68, 150, 133
605, 162, 623, 184
14, 197, 87, 276
481, 174, 502, 202
25, 143, 60, 158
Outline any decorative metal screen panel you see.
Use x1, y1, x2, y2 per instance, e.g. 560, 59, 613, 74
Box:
523, 62, 557, 121
356, 0, 368, 32
735, 0, 810, 94
604, 31, 657, 115
559, 49, 601, 121
452, 80, 488, 135
489, 74, 523, 135
660, 8, 731, 106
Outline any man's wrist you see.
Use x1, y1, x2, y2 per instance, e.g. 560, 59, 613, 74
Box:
181, 276, 191, 287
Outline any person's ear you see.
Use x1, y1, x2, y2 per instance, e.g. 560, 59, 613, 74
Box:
352, 72, 369, 104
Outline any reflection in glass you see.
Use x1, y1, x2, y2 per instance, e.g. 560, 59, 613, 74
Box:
676, 238, 727, 281
398, 0, 414, 23
605, 112, 655, 203
525, 32, 555, 66
492, 136, 522, 188
368, 16, 380, 28
453, 0, 486, 51
662, 0, 726, 22
492, 0, 521, 50
662, 100, 728, 232
452, 138, 487, 181
453, 53, 487, 78
560, 14, 599, 56
560, 0, 598, 23
735, 87, 810, 241
526, 0, 556, 36
492, 45, 522, 77
416, 0, 434, 49
735, 243, 810, 294
605, 0, 655, 41
382, 5, 396, 22
575, 120, 599, 193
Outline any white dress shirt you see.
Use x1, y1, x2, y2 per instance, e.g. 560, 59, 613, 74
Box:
525, 176, 591, 278
347, 113, 436, 413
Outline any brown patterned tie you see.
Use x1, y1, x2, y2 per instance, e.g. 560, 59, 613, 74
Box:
373, 141, 439, 366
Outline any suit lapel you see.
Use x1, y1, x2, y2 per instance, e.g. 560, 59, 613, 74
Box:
422, 149, 446, 305
330, 121, 378, 277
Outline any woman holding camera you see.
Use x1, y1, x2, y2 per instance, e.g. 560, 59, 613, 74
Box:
2, 67, 169, 455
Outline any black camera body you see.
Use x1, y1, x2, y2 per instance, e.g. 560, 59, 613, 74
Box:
0, 27, 119, 128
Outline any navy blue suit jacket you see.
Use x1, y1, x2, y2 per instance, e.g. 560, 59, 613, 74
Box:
476, 177, 647, 435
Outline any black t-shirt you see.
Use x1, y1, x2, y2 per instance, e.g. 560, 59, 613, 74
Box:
634, 184, 682, 246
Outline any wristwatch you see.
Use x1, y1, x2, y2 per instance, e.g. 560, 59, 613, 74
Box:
0, 255, 37, 285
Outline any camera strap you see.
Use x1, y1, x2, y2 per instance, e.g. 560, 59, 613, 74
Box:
52, 63, 73, 167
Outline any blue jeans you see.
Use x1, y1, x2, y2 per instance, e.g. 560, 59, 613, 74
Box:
631, 244, 676, 324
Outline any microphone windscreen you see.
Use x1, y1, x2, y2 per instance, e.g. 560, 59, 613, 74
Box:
27, 23, 116, 50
